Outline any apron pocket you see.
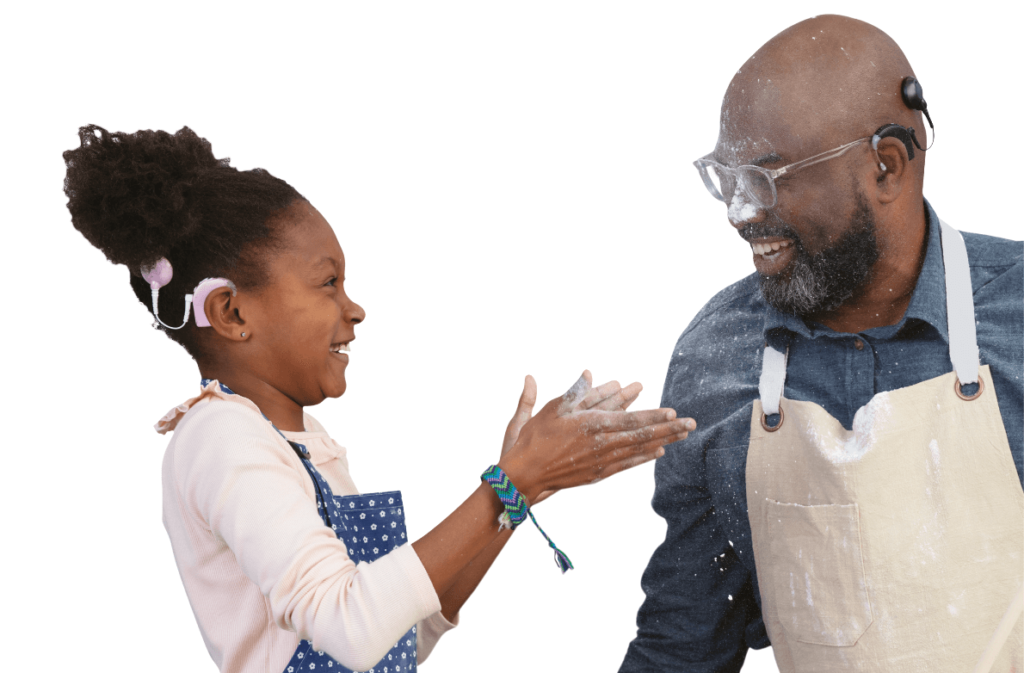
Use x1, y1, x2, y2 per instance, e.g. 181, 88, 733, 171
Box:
766, 499, 873, 647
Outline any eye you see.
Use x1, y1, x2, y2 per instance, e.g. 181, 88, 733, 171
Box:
324, 277, 338, 287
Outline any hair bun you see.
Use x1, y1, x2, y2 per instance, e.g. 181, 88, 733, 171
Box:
63, 125, 227, 271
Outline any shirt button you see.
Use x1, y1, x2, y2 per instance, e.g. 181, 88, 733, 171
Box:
854, 338, 865, 351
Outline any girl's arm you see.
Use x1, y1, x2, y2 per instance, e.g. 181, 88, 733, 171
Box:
413, 373, 690, 614
432, 378, 644, 621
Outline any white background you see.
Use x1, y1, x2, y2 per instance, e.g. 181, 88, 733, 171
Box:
1, 2, 1019, 671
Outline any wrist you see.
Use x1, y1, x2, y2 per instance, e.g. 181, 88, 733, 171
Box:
495, 457, 542, 504
480, 462, 574, 574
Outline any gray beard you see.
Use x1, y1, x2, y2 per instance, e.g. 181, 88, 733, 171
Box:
758, 196, 879, 317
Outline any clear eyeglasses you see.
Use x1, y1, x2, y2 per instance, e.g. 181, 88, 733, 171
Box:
693, 136, 874, 210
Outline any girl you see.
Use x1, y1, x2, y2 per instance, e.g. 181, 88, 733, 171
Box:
63, 125, 693, 673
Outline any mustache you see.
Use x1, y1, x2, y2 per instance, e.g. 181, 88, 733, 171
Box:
738, 220, 800, 243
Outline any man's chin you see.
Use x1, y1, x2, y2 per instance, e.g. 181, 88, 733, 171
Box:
757, 258, 835, 316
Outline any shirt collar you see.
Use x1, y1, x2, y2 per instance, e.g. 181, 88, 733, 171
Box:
762, 199, 948, 343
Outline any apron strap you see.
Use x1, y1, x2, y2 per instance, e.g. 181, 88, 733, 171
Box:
972, 584, 1024, 673
759, 345, 788, 416
939, 219, 980, 385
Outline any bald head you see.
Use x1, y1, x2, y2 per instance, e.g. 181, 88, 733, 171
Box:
717, 15, 925, 178
711, 16, 933, 330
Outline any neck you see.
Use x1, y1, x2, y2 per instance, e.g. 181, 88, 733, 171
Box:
199, 362, 306, 432
811, 202, 928, 334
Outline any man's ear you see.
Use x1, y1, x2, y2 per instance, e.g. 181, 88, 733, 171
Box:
204, 286, 248, 341
873, 137, 911, 204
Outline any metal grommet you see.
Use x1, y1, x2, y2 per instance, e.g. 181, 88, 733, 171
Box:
954, 374, 985, 401
760, 405, 784, 432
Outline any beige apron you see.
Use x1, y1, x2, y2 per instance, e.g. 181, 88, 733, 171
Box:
746, 220, 1024, 672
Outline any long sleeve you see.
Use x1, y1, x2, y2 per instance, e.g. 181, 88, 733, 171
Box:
618, 431, 760, 671
162, 395, 442, 672
619, 280, 770, 672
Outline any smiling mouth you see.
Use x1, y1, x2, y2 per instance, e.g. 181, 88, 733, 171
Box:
330, 342, 351, 354
750, 239, 792, 259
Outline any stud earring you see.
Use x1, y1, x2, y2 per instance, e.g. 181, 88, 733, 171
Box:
240, 332, 246, 338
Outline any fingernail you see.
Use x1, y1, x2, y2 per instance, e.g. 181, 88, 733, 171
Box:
656, 447, 666, 457
665, 409, 676, 420
687, 420, 696, 430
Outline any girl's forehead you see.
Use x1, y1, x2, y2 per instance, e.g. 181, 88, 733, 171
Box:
279, 205, 345, 264
288, 204, 344, 255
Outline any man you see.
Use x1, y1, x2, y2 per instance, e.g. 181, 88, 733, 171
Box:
620, 15, 1023, 673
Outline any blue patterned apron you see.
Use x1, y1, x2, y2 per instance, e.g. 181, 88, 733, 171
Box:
200, 381, 418, 673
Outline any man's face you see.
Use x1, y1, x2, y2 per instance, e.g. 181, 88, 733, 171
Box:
748, 192, 879, 316
714, 99, 880, 317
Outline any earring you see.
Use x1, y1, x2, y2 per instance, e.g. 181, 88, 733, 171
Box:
240, 332, 246, 338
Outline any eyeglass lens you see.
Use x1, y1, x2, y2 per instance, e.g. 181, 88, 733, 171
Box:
700, 163, 775, 209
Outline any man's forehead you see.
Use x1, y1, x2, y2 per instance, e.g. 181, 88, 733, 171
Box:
714, 101, 800, 167
710, 15, 917, 166
714, 67, 841, 166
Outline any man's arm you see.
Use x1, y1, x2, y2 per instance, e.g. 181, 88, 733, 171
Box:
619, 436, 759, 672
620, 289, 769, 672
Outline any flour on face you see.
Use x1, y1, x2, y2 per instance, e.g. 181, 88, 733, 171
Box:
728, 189, 759, 223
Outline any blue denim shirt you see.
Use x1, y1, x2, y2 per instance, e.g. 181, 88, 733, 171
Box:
619, 201, 1023, 672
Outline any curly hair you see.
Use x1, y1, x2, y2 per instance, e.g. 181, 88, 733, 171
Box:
63, 125, 305, 359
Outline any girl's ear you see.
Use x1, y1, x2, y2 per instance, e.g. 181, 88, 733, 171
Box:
204, 286, 248, 341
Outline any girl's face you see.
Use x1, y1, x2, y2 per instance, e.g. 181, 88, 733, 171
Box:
244, 203, 364, 406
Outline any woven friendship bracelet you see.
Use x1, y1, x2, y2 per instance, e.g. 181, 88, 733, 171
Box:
481, 465, 574, 573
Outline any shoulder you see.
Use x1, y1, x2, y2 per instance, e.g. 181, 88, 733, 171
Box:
962, 230, 1023, 268
961, 230, 1023, 296
676, 273, 763, 344
174, 395, 270, 443
665, 274, 765, 400
167, 396, 296, 480
660, 275, 764, 440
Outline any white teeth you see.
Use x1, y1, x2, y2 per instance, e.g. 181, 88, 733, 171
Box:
750, 240, 792, 257
331, 343, 351, 353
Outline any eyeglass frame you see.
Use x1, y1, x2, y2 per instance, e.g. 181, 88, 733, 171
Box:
693, 135, 878, 211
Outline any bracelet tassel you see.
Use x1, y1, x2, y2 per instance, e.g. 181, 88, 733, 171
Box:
482, 465, 573, 574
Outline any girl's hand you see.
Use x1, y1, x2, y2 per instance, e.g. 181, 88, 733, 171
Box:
500, 374, 644, 505
497, 371, 695, 504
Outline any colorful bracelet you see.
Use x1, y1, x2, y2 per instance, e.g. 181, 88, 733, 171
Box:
481, 465, 574, 573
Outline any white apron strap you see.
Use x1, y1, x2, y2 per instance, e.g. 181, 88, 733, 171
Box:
939, 219, 980, 385
759, 345, 788, 416
972, 584, 1024, 673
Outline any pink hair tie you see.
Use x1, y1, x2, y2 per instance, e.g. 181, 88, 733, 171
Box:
140, 258, 236, 330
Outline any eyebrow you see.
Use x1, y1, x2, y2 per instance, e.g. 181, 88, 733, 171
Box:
311, 256, 336, 269
748, 152, 783, 167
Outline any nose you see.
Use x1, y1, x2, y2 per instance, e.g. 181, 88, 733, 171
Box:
344, 298, 366, 325
727, 192, 767, 229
